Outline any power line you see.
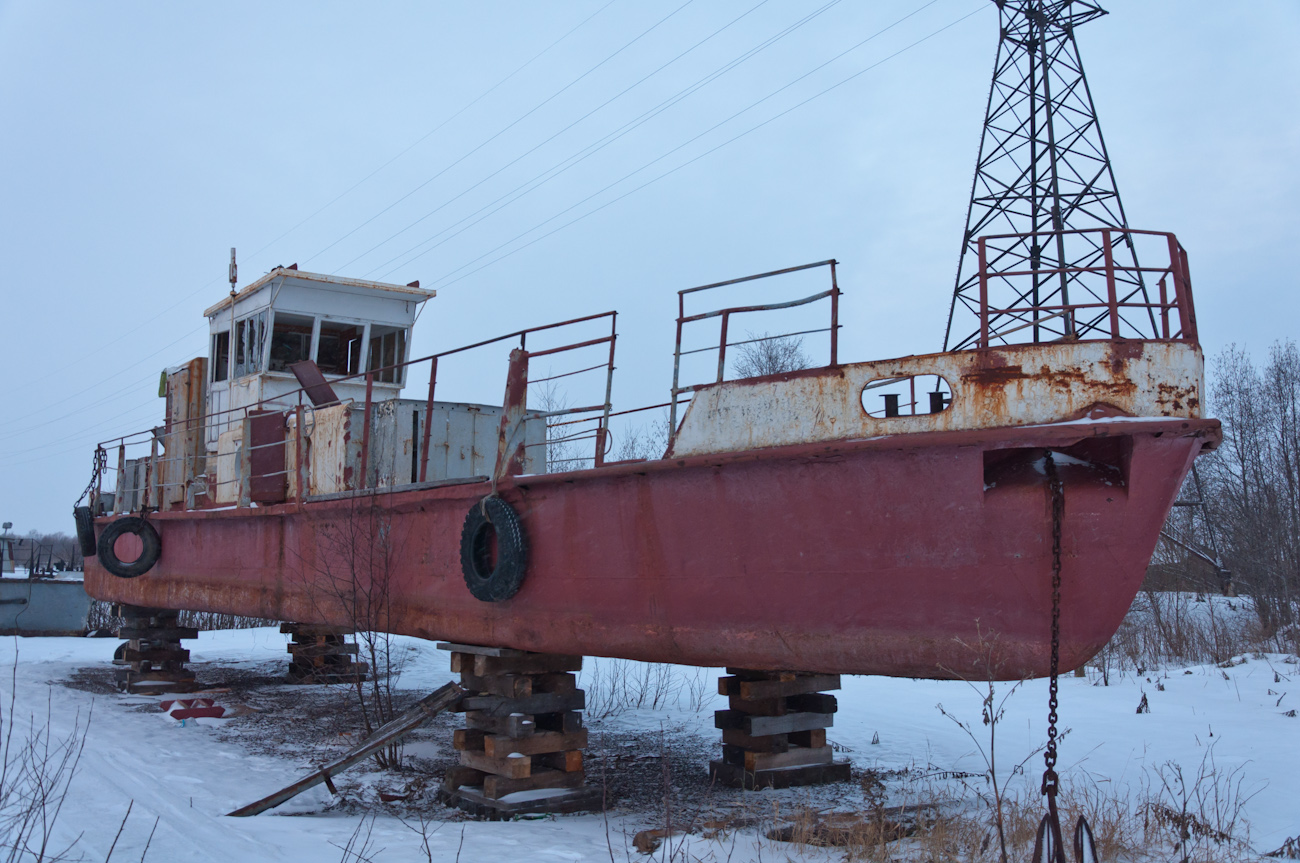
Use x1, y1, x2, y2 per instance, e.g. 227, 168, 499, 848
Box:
332, 0, 778, 275
0, 4, 618, 411
300, 0, 699, 269
255, 0, 622, 261
411, 1, 980, 289
359, 0, 845, 279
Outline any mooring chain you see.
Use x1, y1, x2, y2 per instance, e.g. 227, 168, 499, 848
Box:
74, 447, 106, 508
1044, 449, 1064, 791
1034, 450, 1099, 863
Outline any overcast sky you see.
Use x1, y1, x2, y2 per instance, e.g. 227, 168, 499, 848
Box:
2, 1, 1297, 534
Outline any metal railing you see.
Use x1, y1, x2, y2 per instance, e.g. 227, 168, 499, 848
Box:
669, 259, 841, 435
974, 228, 1197, 348
92, 312, 619, 515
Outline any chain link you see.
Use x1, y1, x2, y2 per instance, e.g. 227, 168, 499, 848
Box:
1043, 449, 1064, 789
74, 447, 107, 509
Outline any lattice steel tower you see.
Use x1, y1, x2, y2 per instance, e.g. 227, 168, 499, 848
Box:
942, 0, 1157, 351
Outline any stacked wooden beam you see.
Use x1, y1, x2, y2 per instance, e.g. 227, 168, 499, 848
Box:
282, 623, 368, 684
112, 604, 196, 694
437, 643, 602, 818
709, 669, 851, 790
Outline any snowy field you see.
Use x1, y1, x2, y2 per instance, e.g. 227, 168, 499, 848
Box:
1, 600, 1297, 861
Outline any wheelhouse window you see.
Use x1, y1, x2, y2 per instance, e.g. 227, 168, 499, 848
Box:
317, 320, 363, 376
233, 310, 268, 378
211, 330, 230, 382
269, 313, 313, 372
367, 325, 407, 384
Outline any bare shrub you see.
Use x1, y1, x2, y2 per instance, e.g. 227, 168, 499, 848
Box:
303, 499, 408, 769
731, 332, 810, 379
0, 668, 90, 863
1091, 591, 1266, 680
1141, 746, 1262, 861
580, 659, 711, 719
613, 412, 670, 463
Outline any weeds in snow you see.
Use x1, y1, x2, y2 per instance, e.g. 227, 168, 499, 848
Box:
582, 659, 712, 719
0, 661, 91, 863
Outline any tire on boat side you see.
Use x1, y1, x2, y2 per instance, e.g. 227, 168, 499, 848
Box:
96, 516, 161, 578
459, 497, 528, 602
73, 506, 97, 557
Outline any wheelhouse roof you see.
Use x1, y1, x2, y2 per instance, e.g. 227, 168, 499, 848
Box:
203, 267, 435, 317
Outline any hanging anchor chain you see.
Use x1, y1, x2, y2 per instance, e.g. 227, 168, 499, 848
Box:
1033, 451, 1099, 863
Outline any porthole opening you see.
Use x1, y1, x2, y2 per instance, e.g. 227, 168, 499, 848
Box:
862, 374, 952, 418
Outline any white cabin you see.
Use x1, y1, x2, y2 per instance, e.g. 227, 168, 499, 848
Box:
202, 267, 434, 452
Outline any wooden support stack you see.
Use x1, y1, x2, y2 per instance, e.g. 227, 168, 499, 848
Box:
282, 623, 368, 684
710, 669, 852, 790
112, 604, 197, 694
437, 643, 602, 819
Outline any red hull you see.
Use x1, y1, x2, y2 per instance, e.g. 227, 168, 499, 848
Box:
85, 416, 1218, 680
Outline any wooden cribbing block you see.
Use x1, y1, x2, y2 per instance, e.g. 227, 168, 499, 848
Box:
709, 760, 852, 791
436, 642, 529, 657
464, 711, 535, 738
442, 765, 488, 794
718, 673, 841, 701
788, 728, 827, 749
715, 710, 833, 736
116, 647, 190, 664
483, 768, 584, 800
714, 669, 846, 790
723, 744, 833, 772
459, 691, 585, 717
483, 729, 587, 758
459, 672, 533, 699
288, 642, 360, 658
450, 652, 583, 676
727, 695, 786, 716
437, 644, 595, 817
453, 728, 486, 752
118, 627, 199, 641
721, 729, 789, 752
458, 750, 531, 779
534, 710, 583, 733
534, 750, 583, 773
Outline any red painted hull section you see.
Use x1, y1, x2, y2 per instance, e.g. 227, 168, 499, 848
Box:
85, 418, 1218, 680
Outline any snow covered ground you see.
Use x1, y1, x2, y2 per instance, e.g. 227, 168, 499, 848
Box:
1, 607, 1296, 861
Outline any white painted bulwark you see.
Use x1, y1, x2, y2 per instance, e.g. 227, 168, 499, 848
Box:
670, 340, 1204, 457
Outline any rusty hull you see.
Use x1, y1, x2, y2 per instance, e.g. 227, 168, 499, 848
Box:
85, 412, 1218, 681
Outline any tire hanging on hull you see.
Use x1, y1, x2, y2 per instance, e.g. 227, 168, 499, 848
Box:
97, 516, 161, 579
460, 497, 528, 602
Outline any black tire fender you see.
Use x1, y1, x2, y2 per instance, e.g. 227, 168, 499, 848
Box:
96, 517, 161, 579
459, 497, 528, 602
73, 506, 97, 558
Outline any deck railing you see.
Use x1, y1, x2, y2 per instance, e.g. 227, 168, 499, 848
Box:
92, 312, 618, 514
973, 228, 1197, 349
669, 259, 841, 435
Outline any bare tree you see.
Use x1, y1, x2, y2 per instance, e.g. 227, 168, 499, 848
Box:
613, 412, 670, 463
303, 500, 408, 769
731, 331, 811, 379
1175, 341, 1300, 635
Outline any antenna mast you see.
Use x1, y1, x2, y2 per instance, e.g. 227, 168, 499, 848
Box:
942, 0, 1156, 352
